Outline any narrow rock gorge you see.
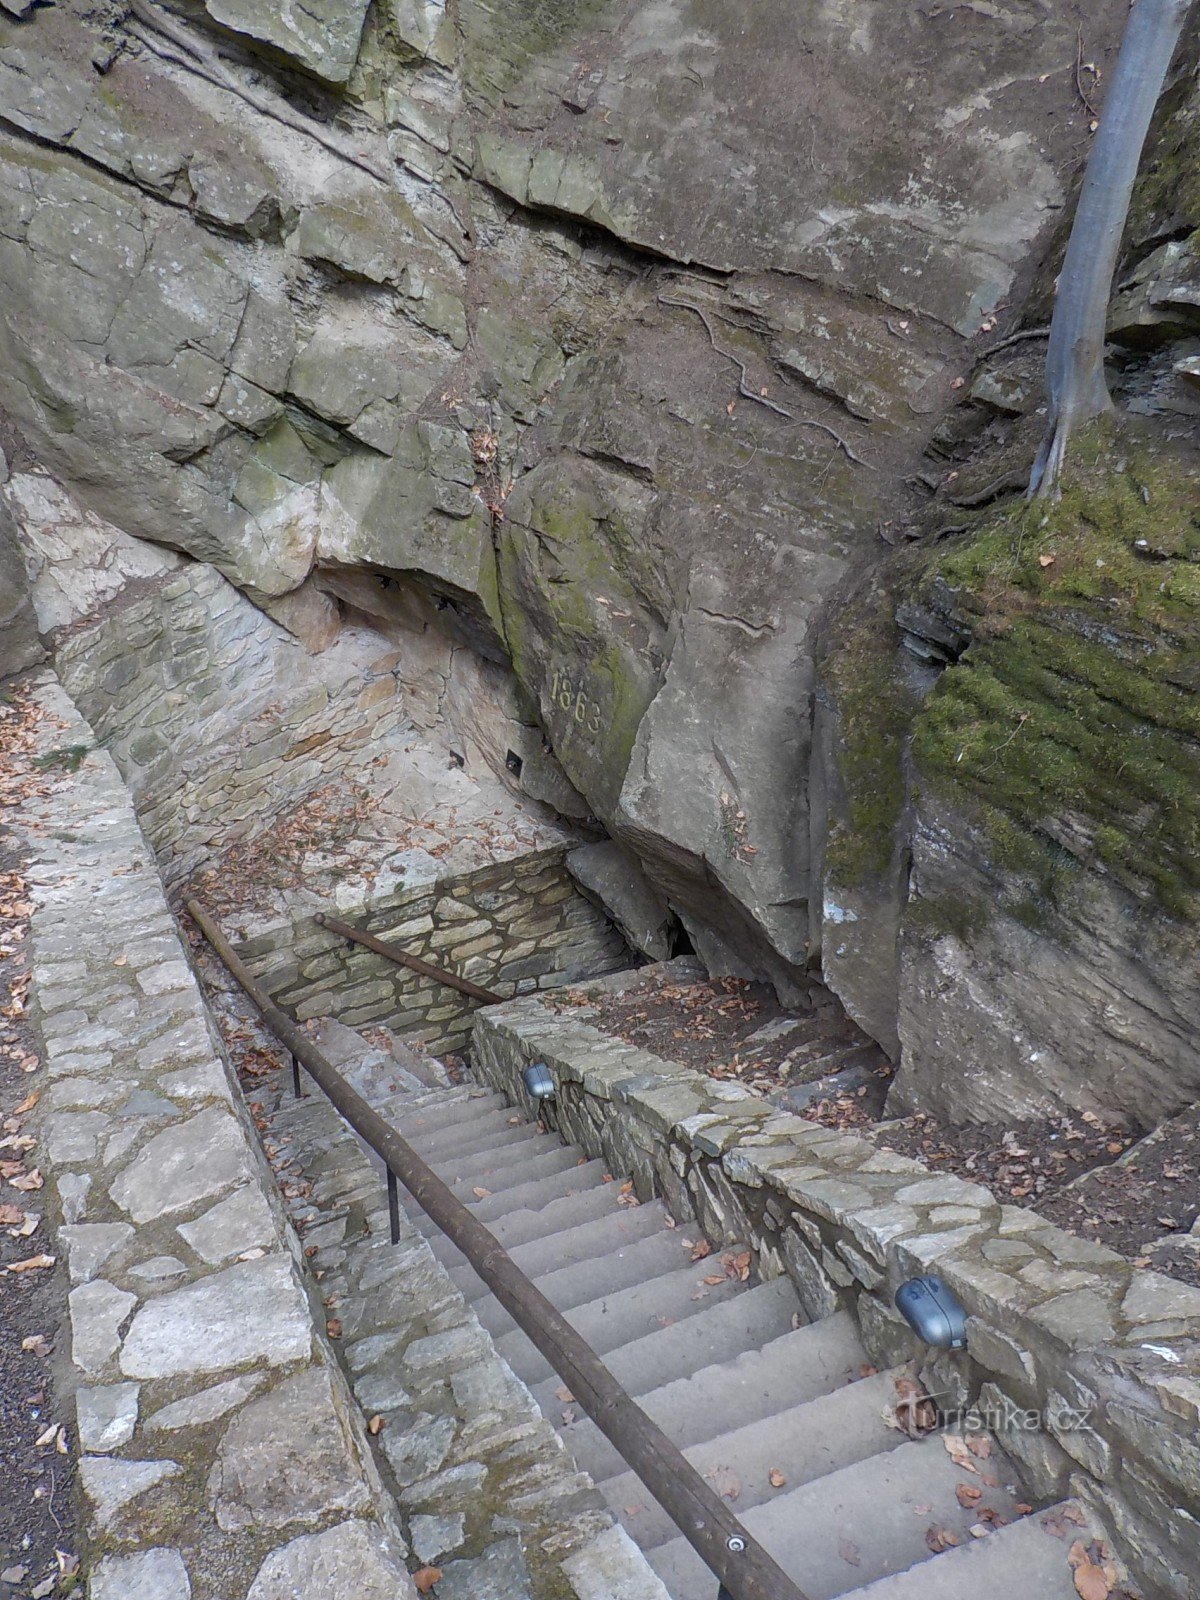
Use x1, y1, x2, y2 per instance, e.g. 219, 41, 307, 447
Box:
2, 3, 1199, 1599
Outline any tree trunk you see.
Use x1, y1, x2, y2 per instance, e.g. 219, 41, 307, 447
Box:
1030, 0, 1194, 496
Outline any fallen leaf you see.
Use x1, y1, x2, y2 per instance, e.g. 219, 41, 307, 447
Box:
236, 1247, 266, 1261
114, 953, 128, 966
838, 1540, 861, 1567
769, 1469, 786, 1489
925, 1527, 960, 1554
702, 1274, 726, 1285
555, 1386, 575, 1404
965, 1434, 992, 1460
367, 1414, 385, 1436
471, 1187, 491, 1199
326, 1317, 342, 1338
1038, 554, 1056, 568
956, 1483, 983, 1509
10, 1169, 43, 1191
706, 1464, 741, 1502
34, 1422, 61, 1448
690, 1240, 712, 1261
943, 1434, 978, 1472
5, 1253, 54, 1273
412, 1566, 442, 1594
0, 1203, 23, 1225
1072, 1554, 1112, 1600
12, 1091, 38, 1115
21, 1334, 47, 1354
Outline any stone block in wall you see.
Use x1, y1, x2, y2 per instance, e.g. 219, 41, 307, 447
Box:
976, 1384, 1074, 1503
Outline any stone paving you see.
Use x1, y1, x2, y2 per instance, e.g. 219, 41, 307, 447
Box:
475, 975, 1200, 1600
16, 676, 416, 1600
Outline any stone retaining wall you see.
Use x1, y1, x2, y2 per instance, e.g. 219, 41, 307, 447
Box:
18, 675, 418, 1600
233, 849, 630, 1055
51, 558, 407, 888
474, 978, 1200, 1600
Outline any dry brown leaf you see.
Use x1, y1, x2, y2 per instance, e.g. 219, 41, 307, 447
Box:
942, 1434, 978, 1472
12, 1091, 38, 1115
1038, 554, 1056, 568
367, 1414, 385, 1435
21, 1334, 47, 1355
555, 1386, 575, 1404
1072, 1556, 1112, 1600
413, 1566, 442, 1594
956, 1483, 983, 1509
10, 1169, 42, 1191
471, 1187, 491, 1199
925, 1527, 960, 1554
6, 1253, 54, 1273
326, 1317, 342, 1339
769, 1469, 786, 1489
690, 1240, 712, 1261
0, 1203, 23, 1225
706, 1465, 741, 1502
965, 1434, 992, 1460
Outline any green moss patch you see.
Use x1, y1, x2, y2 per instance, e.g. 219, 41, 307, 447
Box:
822, 586, 921, 888
911, 426, 1200, 918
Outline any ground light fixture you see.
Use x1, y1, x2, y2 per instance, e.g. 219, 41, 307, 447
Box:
522, 1061, 556, 1101
895, 1275, 969, 1351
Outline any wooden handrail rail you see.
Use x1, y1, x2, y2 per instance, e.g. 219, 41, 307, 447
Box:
314, 910, 504, 1006
187, 898, 812, 1600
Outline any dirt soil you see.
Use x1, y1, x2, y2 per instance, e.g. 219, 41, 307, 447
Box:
547, 969, 890, 1097
1037, 1108, 1200, 1287
0, 686, 79, 1600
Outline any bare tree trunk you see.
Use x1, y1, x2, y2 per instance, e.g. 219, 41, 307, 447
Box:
1030, 0, 1194, 496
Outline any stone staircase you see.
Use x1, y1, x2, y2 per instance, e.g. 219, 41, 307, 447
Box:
281, 1023, 1109, 1600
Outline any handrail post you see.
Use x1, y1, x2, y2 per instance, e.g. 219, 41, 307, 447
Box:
387, 1168, 401, 1246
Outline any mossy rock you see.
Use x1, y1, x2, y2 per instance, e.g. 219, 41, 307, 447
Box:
497, 457, 670, 819
910, 424, 1200, 919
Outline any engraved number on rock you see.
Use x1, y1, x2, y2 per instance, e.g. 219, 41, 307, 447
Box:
548, 667, 602, 735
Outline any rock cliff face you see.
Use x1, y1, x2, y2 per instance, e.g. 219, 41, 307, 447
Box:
5, 0, 1198, 1122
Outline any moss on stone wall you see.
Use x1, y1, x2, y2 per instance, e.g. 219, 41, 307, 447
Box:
821, 586, 921, 889
910, 425, 1200, 919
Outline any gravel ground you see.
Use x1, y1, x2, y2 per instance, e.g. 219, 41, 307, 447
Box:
0, 685, 79, 1600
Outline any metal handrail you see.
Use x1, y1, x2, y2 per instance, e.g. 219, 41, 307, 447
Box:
187, 898, 811, 1600
314, 910, 504, 1006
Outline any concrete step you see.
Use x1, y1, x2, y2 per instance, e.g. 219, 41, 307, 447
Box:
390, 1113, 538, 1164
598, 1277, 802, 1399
401, 1145, 585, 1227
512, 1273, 799, 1396
381, 1101, 514, 1151
844, 1502, 1101, 1599
471, 1227, 703, 1338
383, 1089, 505, 1135
649, 1434, 1024, 1600
558, 1310, 864, 1482
428, 1133, 574, 1189
446, 1198, 677, 1300
426, 1183, 626, 1268
415, 1159, 615, 1231
602, 1366, 907, 1548
496, 1261, 749, 1383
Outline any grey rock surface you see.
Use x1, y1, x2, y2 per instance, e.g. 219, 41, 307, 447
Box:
207, 1370, 372, 1532
245, 1521, 417, 1600
119, 1256, 313, 1379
